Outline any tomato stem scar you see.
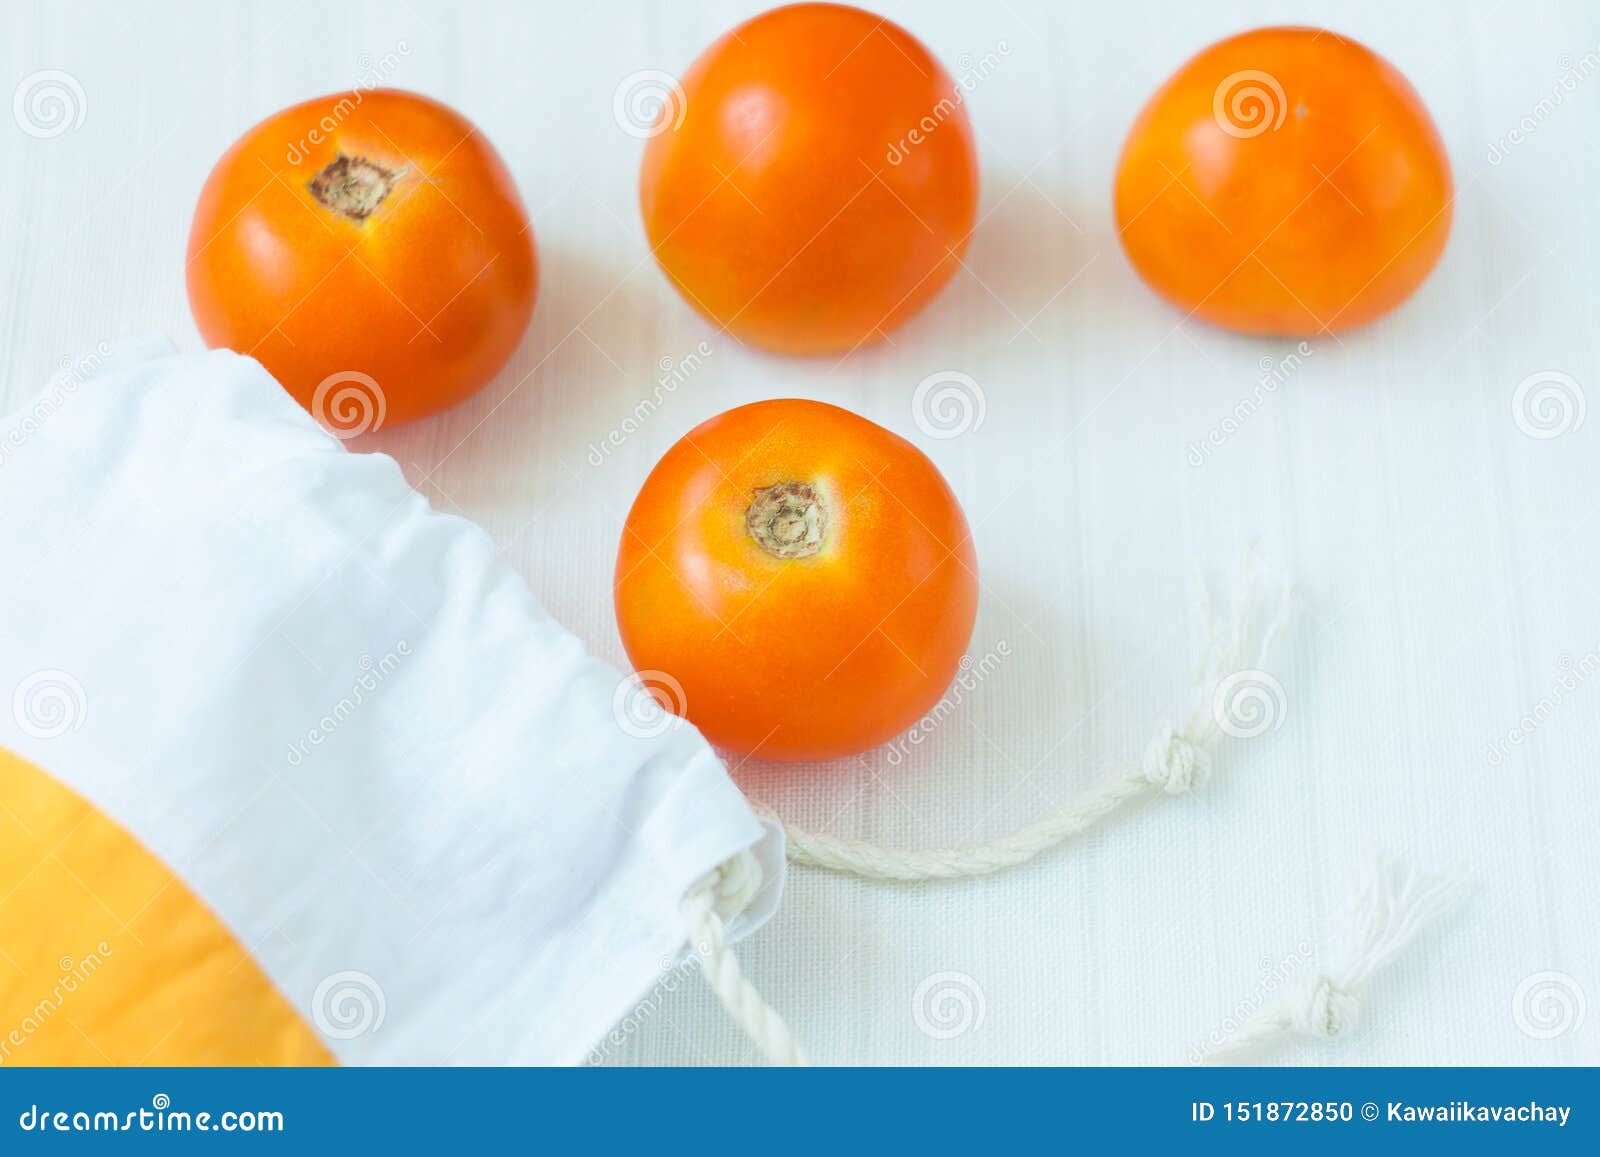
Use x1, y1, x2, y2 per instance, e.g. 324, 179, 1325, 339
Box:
746, 482, 826, 559
308, 154, 401, 222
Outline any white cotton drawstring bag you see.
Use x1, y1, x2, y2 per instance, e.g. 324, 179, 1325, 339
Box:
0, 339, 788, 1065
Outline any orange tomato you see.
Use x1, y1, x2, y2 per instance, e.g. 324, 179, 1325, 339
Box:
639, 2, 979, 356
1114, 27, 1452, 336
187, 89, 537, 430
615, 399, 978, 761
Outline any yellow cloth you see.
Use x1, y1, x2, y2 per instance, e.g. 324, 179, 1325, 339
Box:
0, 746, 331, 1065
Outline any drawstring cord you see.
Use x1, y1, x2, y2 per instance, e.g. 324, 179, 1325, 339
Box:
681, 850, 808, 1066
1198, 857, 1468, 1062
772, 555, 1293, 881
674, 564, 1459, 1066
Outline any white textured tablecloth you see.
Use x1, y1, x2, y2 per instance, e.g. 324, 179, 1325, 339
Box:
2, 0, 1596, 1064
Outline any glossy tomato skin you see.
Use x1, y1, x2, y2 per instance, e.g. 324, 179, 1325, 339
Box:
640, 3, 979, 356
1115, 27, 1452, 335
187, 89, 537, 428
616, 400, 978, 762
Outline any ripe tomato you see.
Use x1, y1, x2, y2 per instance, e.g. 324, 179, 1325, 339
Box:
639, 3, 979, 356
615, 399, 978, 761
187, 89, 537, 430
1114, 27, 1452, 335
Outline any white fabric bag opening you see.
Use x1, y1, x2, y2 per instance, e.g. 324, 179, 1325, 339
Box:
0, 339, 785, 1065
